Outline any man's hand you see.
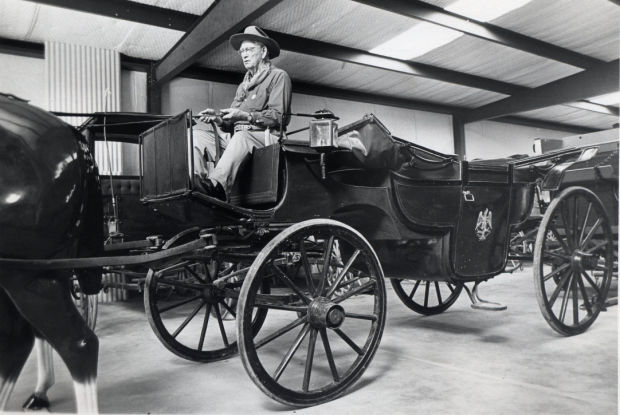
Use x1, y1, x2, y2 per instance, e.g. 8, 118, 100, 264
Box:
220, 108, 252, 123
198, 108, 223, 124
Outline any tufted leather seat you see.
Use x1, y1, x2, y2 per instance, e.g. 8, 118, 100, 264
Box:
101, 175, 141, 196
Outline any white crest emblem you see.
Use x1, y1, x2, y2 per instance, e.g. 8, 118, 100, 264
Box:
475, 208, 493, 241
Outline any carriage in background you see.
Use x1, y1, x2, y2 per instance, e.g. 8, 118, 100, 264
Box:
1, 93, 616, 407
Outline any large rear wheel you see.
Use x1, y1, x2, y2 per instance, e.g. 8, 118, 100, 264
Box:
533, 187, 613, 335
237, 219, 386, 406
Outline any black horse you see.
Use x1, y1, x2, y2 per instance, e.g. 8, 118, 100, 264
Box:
0, 93, 103, 412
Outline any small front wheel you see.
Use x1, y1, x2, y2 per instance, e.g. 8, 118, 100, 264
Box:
237, 219, 386, 406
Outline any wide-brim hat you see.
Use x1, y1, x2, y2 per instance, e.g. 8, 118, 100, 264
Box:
229, 26, 280, 58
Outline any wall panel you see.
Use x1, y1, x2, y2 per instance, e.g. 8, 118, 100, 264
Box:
46, 41, 122, 174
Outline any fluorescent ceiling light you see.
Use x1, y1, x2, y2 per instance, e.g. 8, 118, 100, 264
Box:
370, 0, 533, 60
370, 23, 461, 60
588, 91, 620, 106
446, 0, 533, 22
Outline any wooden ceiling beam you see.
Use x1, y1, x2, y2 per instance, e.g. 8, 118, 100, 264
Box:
23, 0, 197, 31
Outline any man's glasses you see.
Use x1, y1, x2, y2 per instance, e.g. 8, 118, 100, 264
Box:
238, 46, 260, 56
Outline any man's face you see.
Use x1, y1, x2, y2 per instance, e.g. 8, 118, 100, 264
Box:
238, 40, 266, 71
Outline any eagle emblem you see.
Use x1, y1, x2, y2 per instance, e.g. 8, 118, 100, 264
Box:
475, 208, 493, 241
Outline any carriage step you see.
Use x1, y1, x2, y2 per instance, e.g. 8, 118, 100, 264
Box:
463, 283, 507, 311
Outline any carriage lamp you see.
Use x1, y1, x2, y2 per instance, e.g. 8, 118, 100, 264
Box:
309, 119, 338, 149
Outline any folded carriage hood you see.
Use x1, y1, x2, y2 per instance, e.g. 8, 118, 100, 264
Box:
0, 94, 93, 258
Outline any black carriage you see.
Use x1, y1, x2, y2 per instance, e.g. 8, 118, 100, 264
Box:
3, 103, 616, 407
108, 109, 615, 405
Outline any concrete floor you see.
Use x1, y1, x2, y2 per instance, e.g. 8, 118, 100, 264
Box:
6, 267, 618, 414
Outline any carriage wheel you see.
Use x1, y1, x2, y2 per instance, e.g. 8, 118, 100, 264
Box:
145, 256, 269, 362
390, 279, 462, 315
533, 187, 613, 336
237, 219, 386, 406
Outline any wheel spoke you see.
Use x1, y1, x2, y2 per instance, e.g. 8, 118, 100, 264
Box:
572, 195, 579, 248
543, 250, 571, 261
579, 202, 593, 244
299, 237, 316, 296
543, 264, 570, 281
183, 264, 207, 284
318, 236, 336, 295
345, 312, 378, 321
333, 328, 363, 355
558, 272, 574, 323
548, 271, 572, 308
576, 273, 593, 315
543, 263, 571, 282
581, 271, 603, 299
158, 294, 202, 313
218, 300, 237, 318
197, 303, 212, 351
447, 283, 456, 293
302, 329, 318, 392
333, 280, 376, 304
273, 324, 310, 382
255, 315, 307, 350
424, 281, 430, 307
549, 224, 571, 254
212, 302, 229, 347
272, 262, 312, 304
319, 328, 339, 382
434, 281, 443, 305
156, 278, 205, 291
334, 275, 364, 292
580, 218, 603, 250
572, 272, 579, 325
584, 240, 609, 255
172, 301, 204, 338
408, 280, 422, 299
325, 249, 361, 298
559, 201, 575, 249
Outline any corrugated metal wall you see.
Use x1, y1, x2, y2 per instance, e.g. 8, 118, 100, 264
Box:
46, 41, 126, 303
46, 41, 122, 174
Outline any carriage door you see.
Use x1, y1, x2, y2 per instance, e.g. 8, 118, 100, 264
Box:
452, 165, 512, 278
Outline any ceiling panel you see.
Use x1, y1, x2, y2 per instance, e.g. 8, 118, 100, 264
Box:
413, 36, 582, 88
492, 0, 620, 61
254, 0, 421, 52
0, 0, 183, 59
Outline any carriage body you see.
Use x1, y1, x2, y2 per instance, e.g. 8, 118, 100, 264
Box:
3, 99, 614, 409
136, 110, 573, 284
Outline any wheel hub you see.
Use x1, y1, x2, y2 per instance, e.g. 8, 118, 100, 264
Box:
571, 250, 599, 272
307, 298, 345, 328
202, 285, 222, 304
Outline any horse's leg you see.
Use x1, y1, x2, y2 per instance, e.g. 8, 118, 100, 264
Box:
22, 337, 55, 410
0, 287, 35, 411
5, 273, 99, 413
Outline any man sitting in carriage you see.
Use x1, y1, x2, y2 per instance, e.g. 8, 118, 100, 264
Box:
193, 26, 292, 201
